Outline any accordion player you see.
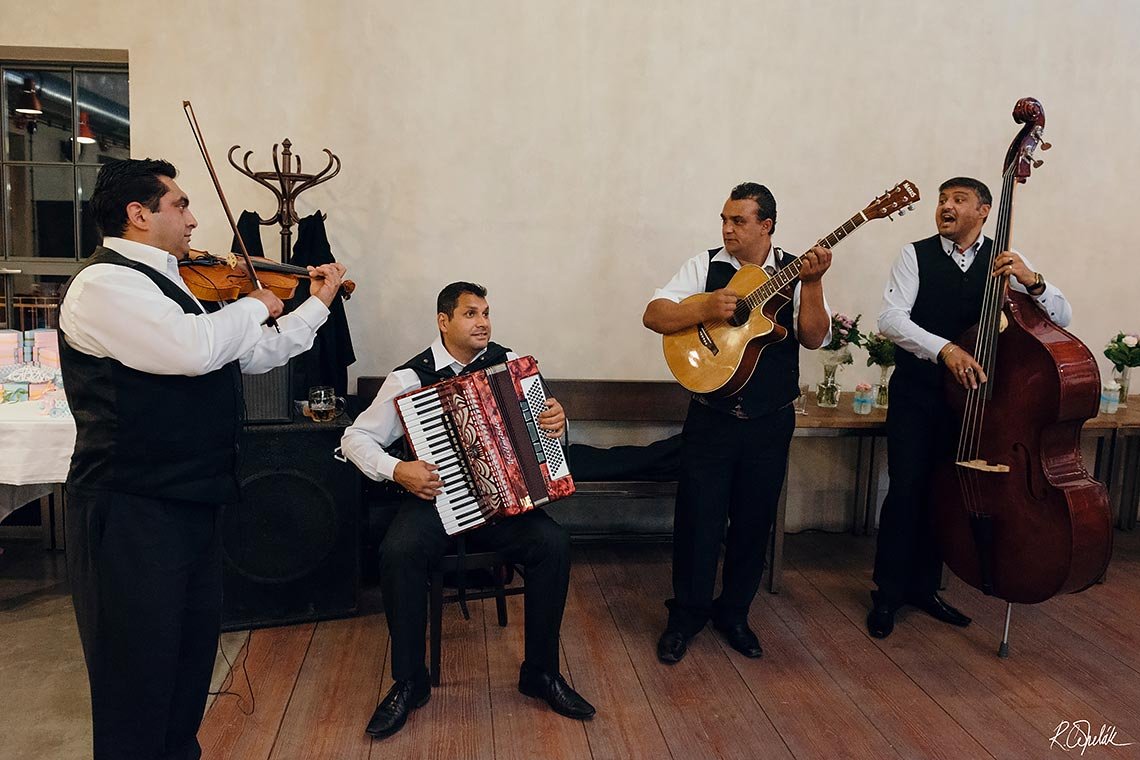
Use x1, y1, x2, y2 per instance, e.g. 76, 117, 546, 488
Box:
394, 355, 575, 535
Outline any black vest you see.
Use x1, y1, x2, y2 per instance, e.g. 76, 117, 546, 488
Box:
59, 248, 244, 504
698, 247, 800, 418
893, 234, 992, 390
384, 341, 513, 461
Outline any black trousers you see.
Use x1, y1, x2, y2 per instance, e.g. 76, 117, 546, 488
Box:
872, 375, 953, 604
379, 499, 571, 682
667, 400, 795, 635
66, 486, 221, 760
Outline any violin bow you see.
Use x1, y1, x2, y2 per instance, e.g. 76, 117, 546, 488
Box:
182, 100, 280, 332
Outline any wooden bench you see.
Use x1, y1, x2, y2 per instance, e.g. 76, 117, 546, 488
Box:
353, 376, 1135, 593
352, 377, 857, 593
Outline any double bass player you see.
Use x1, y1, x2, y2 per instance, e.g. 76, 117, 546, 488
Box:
867, 176, 1073, 638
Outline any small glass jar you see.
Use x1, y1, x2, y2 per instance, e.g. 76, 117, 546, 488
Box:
853, 384, 874, 415
1100, 382, 1120, 415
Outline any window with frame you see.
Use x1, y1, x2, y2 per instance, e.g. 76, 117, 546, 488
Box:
1, 49, 129, 331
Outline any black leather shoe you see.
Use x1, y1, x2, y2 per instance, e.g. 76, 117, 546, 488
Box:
713, 622, 763, 658
365, 675, 430, 739
518, 662, 596, 720
907, 593, 972, 627
866, 593, 898, 639
656, 629, 691, 664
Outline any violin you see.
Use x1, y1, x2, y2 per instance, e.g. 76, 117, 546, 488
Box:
182, 100, 354, 330
179, 249, 355, 302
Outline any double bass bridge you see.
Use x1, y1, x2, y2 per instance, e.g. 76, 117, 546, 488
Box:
956, 459, 1011, 474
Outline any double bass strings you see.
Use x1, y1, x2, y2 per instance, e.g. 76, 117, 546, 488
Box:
957, 164, 1018, 517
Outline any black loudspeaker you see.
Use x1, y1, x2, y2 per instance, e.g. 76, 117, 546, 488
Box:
242, 363, 293, 423
221, 417, 361, 631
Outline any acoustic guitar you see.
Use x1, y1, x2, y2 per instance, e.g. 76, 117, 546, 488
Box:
662, 181, 920, 396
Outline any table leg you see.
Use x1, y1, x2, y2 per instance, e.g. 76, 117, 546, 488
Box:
1119, 433, 1139, 531
768, 463, 788, 594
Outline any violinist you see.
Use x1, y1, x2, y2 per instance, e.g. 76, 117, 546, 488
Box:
58, 158, 345, 760
868, 177, 1072, 639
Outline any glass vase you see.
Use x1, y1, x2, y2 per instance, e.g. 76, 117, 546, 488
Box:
817, 363, 841, 408
873, 365, 893, 409
1114, 366, 1131, 407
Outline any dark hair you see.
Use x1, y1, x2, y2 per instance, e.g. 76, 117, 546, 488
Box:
939, 177, 992, 207
730, 182, 777, 233
437, 281, 488, 317
90, 158, 178, 237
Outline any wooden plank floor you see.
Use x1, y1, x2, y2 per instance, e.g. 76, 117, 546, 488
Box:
199, 532, 1140, 759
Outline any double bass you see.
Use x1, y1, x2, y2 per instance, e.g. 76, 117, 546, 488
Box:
928, 98, 1112, 655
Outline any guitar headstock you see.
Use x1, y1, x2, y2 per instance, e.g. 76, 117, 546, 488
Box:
1005, 97, 1051, 184
863, 181, 920, 220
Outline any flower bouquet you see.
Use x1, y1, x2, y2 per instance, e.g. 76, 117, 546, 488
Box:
817, 313, 863, 407
864, 332, 896, 408
1104, 333, 1139, 407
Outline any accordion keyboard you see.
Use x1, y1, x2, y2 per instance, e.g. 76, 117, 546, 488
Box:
396, 388, 489, 533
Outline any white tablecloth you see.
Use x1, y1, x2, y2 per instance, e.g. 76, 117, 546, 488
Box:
0, 400, 76, 486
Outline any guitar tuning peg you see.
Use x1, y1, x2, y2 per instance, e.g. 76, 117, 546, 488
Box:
899, 209, 906, 216
887, 214, 895, 222
1040, 140, 1052, 151
1032, 159, 1044, 169
907, 204, 915, 211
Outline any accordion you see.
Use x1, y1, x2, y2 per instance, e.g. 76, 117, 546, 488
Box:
394, 355, 575, 535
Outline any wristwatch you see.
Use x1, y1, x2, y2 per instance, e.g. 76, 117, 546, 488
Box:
1027, 271, 1046, 296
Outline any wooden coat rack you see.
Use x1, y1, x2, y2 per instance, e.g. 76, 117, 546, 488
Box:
227, 138, 341, 264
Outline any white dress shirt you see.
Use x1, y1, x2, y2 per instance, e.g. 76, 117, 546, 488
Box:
340, 338, 519, 482
59, 237, 330, 376
651, 245, 832, 344
878, 234, 1072, 363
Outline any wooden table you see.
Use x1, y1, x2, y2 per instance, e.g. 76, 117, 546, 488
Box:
769, 394, 1128, 593
1105, 398, 1140, 530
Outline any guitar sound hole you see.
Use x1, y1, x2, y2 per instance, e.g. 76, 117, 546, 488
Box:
728, 304, 751, 327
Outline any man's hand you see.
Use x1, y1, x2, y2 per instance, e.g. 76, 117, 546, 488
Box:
308, 262, 348, 307
537, 397, 566, 438
799, 245, 832, 283
940, 342, 988, 390
703, 288, 740, 322
394, 460, 443, 500
244, 289, 284, 319
991, 250, 1034, 288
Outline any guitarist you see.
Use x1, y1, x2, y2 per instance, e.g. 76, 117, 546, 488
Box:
643, 182, 833, 663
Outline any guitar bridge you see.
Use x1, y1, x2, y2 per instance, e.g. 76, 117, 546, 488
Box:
697, 324, 719, 355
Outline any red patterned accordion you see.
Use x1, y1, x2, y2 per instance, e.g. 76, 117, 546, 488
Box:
394, 355, 575, 535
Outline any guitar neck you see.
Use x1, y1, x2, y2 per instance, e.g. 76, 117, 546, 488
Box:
743, 211, 868, 305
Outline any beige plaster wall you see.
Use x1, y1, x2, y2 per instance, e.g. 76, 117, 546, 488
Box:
4, 1, 1137, 529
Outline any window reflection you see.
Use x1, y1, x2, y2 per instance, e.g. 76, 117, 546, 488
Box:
75, 71, 130, 162
4, 69, 73, 163
5, 166, 77, 258
10, 273, 67, 330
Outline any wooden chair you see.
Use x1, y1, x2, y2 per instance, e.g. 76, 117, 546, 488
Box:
428, 536, 525, 686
